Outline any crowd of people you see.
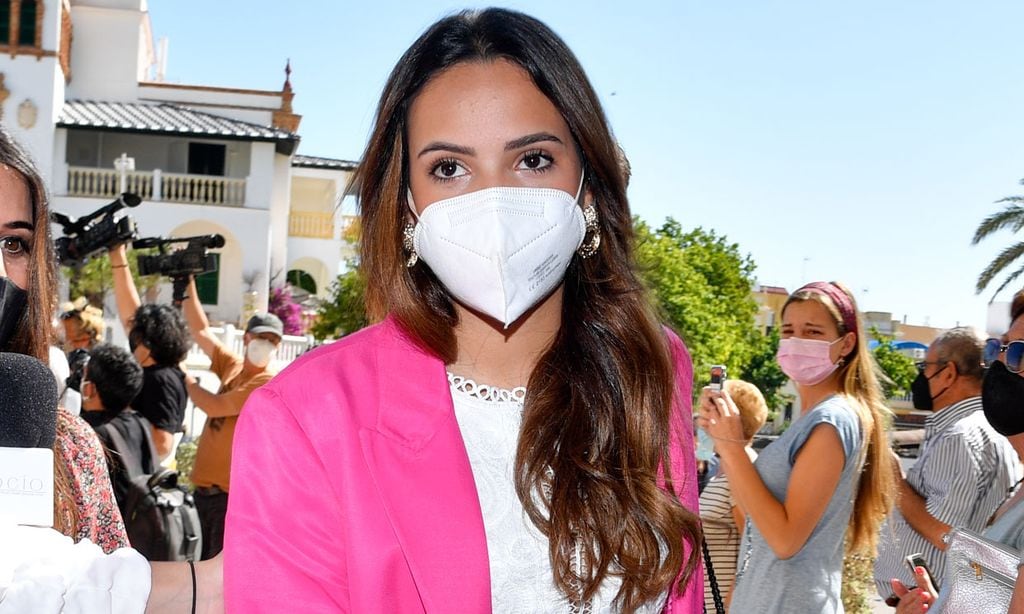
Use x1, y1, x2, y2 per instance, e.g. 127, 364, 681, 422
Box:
3, 6, 1024, 614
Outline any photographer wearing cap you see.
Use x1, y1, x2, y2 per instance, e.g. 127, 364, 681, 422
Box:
109, 244, 190, 461
180, 276, 282, 560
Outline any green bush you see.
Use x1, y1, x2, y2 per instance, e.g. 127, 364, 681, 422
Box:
174, 439, 197, 493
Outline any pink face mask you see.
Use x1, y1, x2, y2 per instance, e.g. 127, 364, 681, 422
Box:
776, 337, 844, 386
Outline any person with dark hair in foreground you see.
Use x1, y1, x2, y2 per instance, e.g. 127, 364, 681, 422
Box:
109, 244, 190, 461
225, 8, 702, 612
0, 126, 222, 611
80, 343, 156, 516
0, 124, 128, 553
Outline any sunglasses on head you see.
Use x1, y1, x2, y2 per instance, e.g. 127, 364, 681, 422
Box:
984, 338, 1024, 374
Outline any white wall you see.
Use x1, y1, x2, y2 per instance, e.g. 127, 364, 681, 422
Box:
246, 142, 274, 210
67, 4, 147, 101
137, 83, 281, 116
267, 152, 291, 283
0, 55, 64, 183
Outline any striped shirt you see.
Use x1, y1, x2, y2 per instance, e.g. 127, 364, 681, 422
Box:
873, 396, 1020, 598
699, 468, 748, 611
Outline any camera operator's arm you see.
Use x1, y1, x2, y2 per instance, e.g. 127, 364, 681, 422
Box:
184, 373, 233, 418
109, 243, 142, 332
182, 276, 218, 358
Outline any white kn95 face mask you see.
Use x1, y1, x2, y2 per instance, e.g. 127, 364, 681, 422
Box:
409, 175, 587, 328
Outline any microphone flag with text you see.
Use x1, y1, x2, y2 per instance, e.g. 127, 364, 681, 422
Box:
0, 352, 58, 527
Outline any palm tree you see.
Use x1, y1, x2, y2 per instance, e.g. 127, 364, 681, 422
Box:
973, 179, 1024, 300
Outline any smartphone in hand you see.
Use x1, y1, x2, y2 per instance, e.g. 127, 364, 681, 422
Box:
710, 365, 727, 392
905, 552, 936, 590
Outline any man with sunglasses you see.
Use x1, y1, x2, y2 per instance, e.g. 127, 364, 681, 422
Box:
874, 327, 1020, 604
984, 336, 1024, 378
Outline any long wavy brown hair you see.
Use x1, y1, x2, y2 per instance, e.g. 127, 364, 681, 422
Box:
0, 128, 77, 536
783, 282, 895, 554
353, 8, 700, 610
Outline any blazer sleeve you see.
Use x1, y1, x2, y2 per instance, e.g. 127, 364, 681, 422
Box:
663, 328, 704, 613
224, 386, 350, 613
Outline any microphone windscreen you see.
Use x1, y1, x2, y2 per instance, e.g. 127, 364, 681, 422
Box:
0, 353, 58, 448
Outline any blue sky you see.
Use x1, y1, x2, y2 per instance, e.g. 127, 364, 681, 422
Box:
149, 0, 1024, 332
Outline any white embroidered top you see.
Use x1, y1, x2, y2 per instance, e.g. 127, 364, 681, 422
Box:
448, 373, 664, 614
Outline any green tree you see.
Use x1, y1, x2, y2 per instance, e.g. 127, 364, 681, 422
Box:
870, 327, 917, 397
972, 179, 1024, 298
741, 327, 790, 416
62, 249, 159, 307
634, 218, 760, 390
310, 263, 367, 341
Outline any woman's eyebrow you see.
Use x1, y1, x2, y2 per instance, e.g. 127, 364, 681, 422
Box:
417, 141, 475, 158
1, 220, 33, 231
505, 132, 563, 151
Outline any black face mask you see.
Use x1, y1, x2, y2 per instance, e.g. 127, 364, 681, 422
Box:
911, 366, 950, 412
982, 361, 1024, 436
0, 276, 28, 350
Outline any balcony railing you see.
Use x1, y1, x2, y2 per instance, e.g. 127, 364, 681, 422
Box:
67, 166, 246, 206
288, 210, 334, 239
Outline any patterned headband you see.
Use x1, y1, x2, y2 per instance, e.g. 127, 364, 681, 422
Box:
796, 281, 858, 334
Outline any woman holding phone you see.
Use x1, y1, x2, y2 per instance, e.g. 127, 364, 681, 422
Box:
699, 281, 894, 612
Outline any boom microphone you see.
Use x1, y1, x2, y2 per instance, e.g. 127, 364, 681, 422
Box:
0, 352, 58, 448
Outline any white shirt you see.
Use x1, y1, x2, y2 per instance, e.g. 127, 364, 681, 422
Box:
0, 523, 150, 613
449, 375, 664, 613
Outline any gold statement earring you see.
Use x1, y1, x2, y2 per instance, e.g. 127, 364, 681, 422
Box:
577, 204, 601, 259
403, 221, 419, 268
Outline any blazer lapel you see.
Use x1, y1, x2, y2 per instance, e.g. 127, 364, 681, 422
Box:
360, 320, 491, 613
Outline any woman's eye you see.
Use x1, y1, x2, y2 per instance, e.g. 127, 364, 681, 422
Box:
430, 159, 467, 181
0, 236, 26, 256
518, 151, 553, 171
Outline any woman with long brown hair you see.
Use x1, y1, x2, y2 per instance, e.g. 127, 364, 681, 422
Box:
698, 281, 894, 612
0, 127, 128, 553
225, 8, 702, 613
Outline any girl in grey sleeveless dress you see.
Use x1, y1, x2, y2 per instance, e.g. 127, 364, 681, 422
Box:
698, 282, 893, 613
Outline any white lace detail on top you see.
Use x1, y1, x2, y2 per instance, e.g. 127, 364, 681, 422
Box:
447, 371, 527, 403
448, 381, 665, 613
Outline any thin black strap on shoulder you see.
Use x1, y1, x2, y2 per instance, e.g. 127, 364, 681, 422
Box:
702, 536, 726, 614
134, 412, 159, 474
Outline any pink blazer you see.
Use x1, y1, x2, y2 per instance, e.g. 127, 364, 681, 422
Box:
224, 316, 702, 613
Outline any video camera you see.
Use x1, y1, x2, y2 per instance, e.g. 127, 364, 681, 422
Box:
51, 193, 142, 266
132, 234, 225, 303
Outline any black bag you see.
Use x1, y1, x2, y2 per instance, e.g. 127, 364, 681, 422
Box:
103, 420, 202, 561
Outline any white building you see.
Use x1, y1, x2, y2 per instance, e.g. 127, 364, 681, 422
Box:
0, 0, 356, 324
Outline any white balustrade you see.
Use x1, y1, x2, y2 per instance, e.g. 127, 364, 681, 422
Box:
67, 167, 154, 199
66, 166, 245, 207
161, 172, 246, 206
